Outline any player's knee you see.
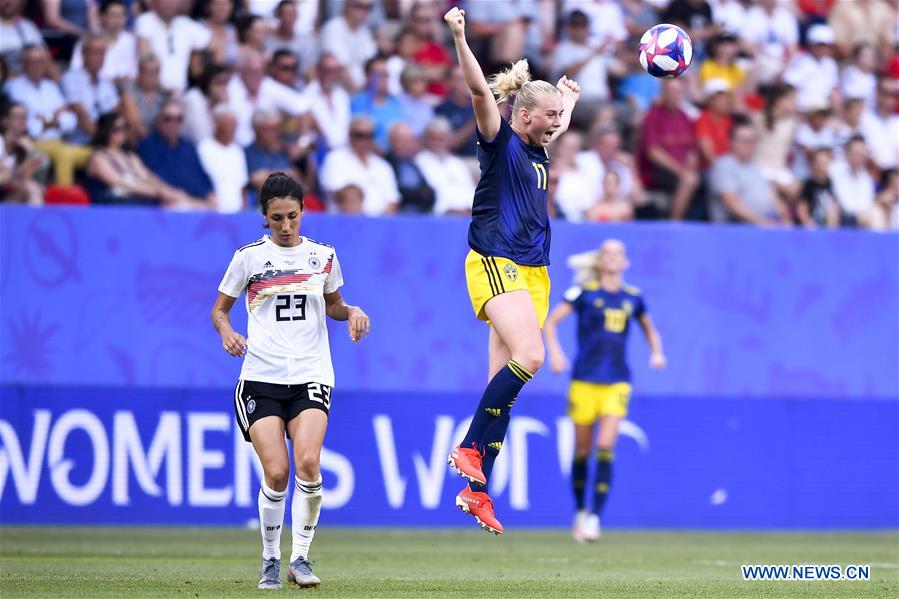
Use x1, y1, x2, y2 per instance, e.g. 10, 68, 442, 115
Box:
517, 345, 544, 374
295, 451, 321, 480
265, 465, 290, 492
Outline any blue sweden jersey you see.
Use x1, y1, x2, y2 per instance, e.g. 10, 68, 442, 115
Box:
468, 119, 551, 266
564, 282, 647, 384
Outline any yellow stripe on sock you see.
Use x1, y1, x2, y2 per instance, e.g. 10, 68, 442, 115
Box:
507, 360, 533, 382
597, 449, 615, 462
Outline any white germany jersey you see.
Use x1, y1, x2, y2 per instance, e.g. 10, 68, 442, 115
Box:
218, 235, 344, 386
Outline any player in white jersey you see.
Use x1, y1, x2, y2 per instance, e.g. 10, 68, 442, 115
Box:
211, 173, 370, 590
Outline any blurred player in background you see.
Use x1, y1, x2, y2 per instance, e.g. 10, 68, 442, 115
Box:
442, 6, 580, 535
211, 173, 370, 589
544, 239, 666, 542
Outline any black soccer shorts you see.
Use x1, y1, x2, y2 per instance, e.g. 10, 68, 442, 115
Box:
233, 379, 331, 442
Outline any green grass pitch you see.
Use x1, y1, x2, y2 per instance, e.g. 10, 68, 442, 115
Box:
1, 527, 896, 598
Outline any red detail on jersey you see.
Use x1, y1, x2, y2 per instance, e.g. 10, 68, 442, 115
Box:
248, 271, 313, 305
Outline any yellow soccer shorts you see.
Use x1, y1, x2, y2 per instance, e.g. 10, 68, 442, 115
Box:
464, 249, 550, 327
567, 380, 632, 424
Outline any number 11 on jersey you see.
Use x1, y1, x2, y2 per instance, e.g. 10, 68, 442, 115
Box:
532, 162, 548, 190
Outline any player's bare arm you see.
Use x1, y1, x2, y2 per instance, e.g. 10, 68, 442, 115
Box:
638, 313, 666, 369
444, 7, 500, 140
211, 292, 247, 357
550, 76, 581, 143
325, 290, 370, 343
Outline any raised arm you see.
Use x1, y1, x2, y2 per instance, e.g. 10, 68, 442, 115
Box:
444, 7, 500, 140
550, 75, 581, 143
544, 301, 575, 374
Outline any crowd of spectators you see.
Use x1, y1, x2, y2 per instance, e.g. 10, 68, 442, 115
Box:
1, 0, 897, 231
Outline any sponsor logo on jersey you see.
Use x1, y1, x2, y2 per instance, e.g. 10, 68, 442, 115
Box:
503, 263, 518, 281
247, 399, 256, 414
263, 261, 274, 269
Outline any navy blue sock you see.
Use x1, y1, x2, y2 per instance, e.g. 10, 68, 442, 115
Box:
571, 456, 588, 511
461, 361, 532, 449
592, 448, 614, 516
478, 413, 510, 494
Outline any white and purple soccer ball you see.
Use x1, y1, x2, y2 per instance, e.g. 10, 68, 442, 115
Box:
638, 24, 693, 79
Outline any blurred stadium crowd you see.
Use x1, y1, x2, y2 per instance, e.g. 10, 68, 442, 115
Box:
0, 0, 897, 229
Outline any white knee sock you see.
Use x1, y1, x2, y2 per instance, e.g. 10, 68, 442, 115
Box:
290, 475, 323, 562
258, 481, 287, 560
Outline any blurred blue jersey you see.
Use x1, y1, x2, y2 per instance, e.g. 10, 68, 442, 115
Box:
564, 282, 647, 384
468, 120, 551, 266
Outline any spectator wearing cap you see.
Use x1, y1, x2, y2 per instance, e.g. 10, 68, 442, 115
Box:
198, 104, 248, 213
320, 0, 377, 92
350, 56, 404, 152
61, 34, 120, 145
135, 0, 212, 93
829, 135, 876, 224
138, 99, 216, 207
434, 65, 477, 157
304, 52, 352, 152
70, 0, 138, 82
742, 0, 799, 84
636, 78, 701, 220
840, 43, 878, 111
319, 116, 399, 216
859, 78, 899, 171
829, 0, 896, 59
784, 24, 839, 112
695, 79, 733, 170
709, 122, 789, 225
551, 9, 623, 129
415, 116, 475, 216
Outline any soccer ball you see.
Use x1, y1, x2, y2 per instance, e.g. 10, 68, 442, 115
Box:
638, 24, 693, 79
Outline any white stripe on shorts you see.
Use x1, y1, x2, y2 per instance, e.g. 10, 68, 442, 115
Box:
234, 379, 249, 431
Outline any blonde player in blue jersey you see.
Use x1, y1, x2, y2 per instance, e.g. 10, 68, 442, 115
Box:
443, 6, 581, 535
544, 240, 666, 542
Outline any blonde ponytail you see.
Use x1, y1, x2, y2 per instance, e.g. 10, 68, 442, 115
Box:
488, 59, 560, 119
488, 59, 532, 105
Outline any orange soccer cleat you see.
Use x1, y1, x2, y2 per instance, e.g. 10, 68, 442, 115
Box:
447, 444, 486, 486
455, 485, 504, 535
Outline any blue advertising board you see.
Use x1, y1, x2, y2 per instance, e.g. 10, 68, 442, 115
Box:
1, 206, 897, 527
